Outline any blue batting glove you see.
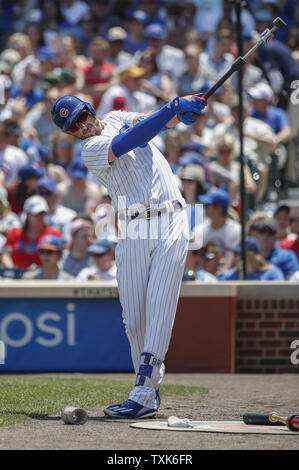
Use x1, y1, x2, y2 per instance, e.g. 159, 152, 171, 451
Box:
170, 94, 207, 125
179, 111, 202, 125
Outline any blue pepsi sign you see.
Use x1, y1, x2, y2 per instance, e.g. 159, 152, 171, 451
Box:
0, 298, 133, 372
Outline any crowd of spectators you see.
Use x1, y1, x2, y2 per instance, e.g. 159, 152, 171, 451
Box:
0, 0, 298, 282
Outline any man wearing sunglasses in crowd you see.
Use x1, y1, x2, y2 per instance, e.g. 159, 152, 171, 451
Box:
22, 235, 74, 280
9, 62, 44, 111
51, 92, 206, 419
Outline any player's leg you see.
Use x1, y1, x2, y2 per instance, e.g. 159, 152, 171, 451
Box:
145, 209, 189, 358
104, 210, 189, 418
105, 229, 159, 418
115, 236, 150, 373
128, 209, 189, 410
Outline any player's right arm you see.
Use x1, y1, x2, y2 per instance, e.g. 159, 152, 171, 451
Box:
108, 95, 207, 160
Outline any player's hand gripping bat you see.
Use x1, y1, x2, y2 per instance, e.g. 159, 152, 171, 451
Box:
200, 17, 286, 101
243, 412, 299, 431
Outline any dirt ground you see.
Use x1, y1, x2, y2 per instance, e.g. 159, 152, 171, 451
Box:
0, 372, 298, 451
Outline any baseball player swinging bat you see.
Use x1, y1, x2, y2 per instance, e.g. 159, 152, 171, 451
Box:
51, 80, 207, 418
49, 17, 286, 422
243, 412, 299, 431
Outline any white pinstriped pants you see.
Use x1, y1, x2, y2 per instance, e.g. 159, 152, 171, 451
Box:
116, 207, 189, 408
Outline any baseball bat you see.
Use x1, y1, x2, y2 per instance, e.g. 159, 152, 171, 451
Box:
200, 17, 286, 100
243, 412, 299, 431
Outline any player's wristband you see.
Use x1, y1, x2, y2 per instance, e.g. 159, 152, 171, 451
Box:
111, 104, 176, 158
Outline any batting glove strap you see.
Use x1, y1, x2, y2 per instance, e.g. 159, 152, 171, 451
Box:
170, 97, 180, 114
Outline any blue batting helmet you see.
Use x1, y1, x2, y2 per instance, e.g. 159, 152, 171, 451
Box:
51, 95, 96, 132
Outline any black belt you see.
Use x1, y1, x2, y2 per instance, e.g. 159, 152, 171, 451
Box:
121, 200, 183, 221
131, 208, 162, 220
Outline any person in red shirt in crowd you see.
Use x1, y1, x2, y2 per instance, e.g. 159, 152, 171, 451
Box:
3, 195, 61, 269
7, 164, 44, 214
82, 37, 116, 108
280, 207, 299, 261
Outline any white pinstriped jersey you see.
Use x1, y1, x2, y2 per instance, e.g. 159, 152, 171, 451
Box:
81, 111, 185, 210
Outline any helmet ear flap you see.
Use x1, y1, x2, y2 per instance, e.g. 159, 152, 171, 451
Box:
86, 103, 96, 116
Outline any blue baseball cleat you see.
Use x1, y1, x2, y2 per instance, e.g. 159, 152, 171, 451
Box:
104, 399, 157, 419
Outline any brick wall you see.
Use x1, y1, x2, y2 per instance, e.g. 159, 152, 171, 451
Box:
235, 292, 299, 373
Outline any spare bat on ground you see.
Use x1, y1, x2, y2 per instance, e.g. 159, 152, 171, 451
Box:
243, 412, 299, 431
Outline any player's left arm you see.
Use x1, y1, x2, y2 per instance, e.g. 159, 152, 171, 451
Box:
108, 111, 180, 163
108, 95, 206, 160
133, 112, 179, 129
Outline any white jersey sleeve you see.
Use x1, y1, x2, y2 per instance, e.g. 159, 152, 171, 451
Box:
81, 111, 139, 176
107, 110, 139, 128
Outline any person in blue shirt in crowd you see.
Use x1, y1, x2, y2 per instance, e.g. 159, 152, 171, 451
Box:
248, 82, 292, 145
257, 0, 291, 43
255, 8, 299, 109
37, 46, 59, 76
0, 1, 15, 49
142, 23, 185, 81
137, 46, 177, 103
10, 61, 44, 111
248, 81, 292, 191
217, 236, 284, 281
123, 10, 149, 55
277, 0, 298, 43
255, 218, 299, 279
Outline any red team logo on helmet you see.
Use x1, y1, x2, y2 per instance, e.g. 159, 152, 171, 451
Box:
59, 108, 69, 117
